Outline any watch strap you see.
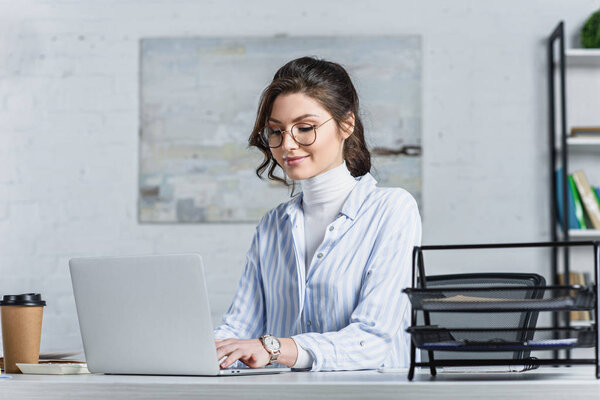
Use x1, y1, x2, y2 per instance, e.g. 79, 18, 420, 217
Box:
260, 335, 281, 365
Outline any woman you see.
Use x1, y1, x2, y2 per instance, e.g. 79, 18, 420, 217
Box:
214, 56, 422, 371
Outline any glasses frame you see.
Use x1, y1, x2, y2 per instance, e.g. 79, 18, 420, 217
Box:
262, 117, 334, 148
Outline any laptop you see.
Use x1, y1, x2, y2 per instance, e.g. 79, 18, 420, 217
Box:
69, 253, 291, 376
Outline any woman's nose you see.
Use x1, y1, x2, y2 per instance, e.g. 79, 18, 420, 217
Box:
280, 131, 298, 150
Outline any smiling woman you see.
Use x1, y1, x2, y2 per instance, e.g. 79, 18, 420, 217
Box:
267, 94, 346, 181
213, 56, 422, 372
249, 56, 371, 187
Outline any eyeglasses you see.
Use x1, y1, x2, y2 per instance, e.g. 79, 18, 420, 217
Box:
261, 117, 334, 148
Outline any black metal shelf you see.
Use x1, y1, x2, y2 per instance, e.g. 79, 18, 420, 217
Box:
547, 20, 600, 362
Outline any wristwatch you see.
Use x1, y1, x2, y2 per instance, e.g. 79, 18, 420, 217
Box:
259, 334, 281, 365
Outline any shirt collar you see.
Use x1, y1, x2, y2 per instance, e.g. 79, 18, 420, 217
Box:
284, 172, 377, 221
338, 172, 377, 220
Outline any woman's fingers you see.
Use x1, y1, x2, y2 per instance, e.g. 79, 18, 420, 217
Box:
215, 339, 269, 369
216, 342, 237, 361
220, 349, 245, 369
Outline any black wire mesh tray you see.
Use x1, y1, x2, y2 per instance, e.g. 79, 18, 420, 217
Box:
403, 285, 595, 312
407, 325, 596, 351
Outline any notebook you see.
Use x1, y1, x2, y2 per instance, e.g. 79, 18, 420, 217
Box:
69, 253, 290, 376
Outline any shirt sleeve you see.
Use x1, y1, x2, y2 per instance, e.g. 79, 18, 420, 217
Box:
213, 225, 266, 340
291, 192, 422, 371
292, 340, 314, 369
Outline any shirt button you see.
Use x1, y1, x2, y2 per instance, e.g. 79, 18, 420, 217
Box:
360, 341, 365, 347
317, 253, 323, 259
328, 226, 334, 231
307, 320, 312, 326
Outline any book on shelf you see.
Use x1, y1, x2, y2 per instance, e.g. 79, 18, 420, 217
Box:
556, 168, 579, 229
557, 271, 591, 323
572, 170, 600, 229
570, 126, 600, 137
568, 174, 587, 229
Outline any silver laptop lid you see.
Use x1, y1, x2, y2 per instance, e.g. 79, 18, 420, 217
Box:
69, 253, 220, 375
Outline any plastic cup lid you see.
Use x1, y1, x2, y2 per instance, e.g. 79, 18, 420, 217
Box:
0, 293, 46, 306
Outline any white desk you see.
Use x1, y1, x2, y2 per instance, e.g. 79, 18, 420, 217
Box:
1, 367, 599, 400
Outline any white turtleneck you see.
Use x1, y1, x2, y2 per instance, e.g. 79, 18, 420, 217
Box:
300, 161, 358, 274
292, 160, 358, 369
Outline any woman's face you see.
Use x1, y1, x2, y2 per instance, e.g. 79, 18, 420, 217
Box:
268, 92, 352, 181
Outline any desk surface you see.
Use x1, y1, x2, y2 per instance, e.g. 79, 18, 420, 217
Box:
2, 367, 600, 400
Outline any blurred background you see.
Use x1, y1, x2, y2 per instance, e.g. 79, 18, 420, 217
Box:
0, 0, 599, 353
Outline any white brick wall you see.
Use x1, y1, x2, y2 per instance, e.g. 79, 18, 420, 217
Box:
1, 0, 598, 352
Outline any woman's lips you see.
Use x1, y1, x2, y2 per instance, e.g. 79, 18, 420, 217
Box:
284, 156, 308, 166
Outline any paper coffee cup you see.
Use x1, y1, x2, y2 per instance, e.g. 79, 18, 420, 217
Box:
1, 293, 46, 374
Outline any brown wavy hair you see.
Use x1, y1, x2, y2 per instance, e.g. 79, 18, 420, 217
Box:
248, 56, 371, 187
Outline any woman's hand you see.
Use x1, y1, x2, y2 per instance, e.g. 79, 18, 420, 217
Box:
215, 338, 271, 369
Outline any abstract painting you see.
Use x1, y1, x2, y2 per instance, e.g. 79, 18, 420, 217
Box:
139, 36, 421, 222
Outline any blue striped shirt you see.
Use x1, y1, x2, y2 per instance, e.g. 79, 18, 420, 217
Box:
214, 172, 422, 371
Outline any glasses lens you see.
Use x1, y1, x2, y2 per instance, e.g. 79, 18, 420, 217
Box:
292, 123, 315, 145
263, 127, 282, 148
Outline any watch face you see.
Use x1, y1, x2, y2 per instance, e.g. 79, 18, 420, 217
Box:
264, 336, 281, 351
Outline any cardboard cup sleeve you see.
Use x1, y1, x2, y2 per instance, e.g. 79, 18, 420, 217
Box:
1, 294, 45, 374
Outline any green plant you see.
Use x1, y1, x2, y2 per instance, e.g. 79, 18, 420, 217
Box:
581, 9, 600, 48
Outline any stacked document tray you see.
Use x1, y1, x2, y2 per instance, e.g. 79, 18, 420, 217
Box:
403, 241, 600, 381
407, 325, 596, 352
404, 285, 595, 312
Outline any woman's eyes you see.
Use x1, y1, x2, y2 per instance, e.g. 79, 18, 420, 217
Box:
268, 125, 314, 134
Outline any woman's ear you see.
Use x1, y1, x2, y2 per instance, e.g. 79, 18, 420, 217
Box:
340, 112, 355, 140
